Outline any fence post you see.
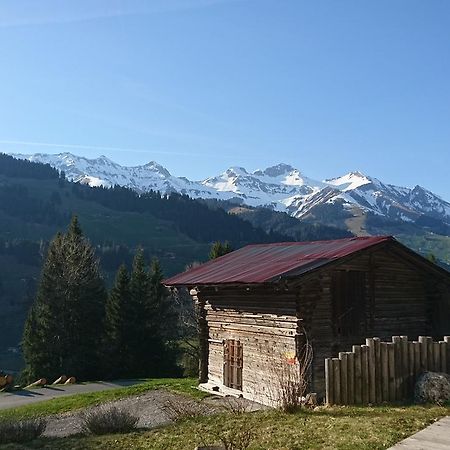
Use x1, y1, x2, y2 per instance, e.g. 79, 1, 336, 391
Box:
347, 352, 355, 405
392, 336, 402, 401
380, 342, 389, 402
445, 337, 450, 373
400, 336, 408, 400
418, 336, 428, 371
374, 337, 382, 404
339, 352, 348, 405
325, 358, 333, 405
332, 358, 341, 405
433, 342, 440, 373
353, 345, 362, 404
408, 341, 415, 397
439, 342, 447, 373
366, 338, 376, 404
361, 345, 369, 404
413, 341, 421, 379
387, 342, 395, 401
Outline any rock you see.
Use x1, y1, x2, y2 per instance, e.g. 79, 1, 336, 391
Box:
305, 393, 318, 407
414, 371, 450, 404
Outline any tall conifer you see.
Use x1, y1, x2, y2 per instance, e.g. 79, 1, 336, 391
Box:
104, 264, 131, 377
22, 217, 107, 382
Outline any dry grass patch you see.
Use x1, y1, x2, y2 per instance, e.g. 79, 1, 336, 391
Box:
3, 404, 448, 450
80, 405, 139, 435
0, 418, 46, 445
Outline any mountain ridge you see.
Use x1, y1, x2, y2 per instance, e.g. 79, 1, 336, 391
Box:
10, 152, 450, 233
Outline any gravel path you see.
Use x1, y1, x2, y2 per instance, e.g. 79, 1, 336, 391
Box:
0, 380, 144, 410
43, 390, 262, 438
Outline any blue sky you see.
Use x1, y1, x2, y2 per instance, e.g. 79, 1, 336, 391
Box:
0, 0, 449, 198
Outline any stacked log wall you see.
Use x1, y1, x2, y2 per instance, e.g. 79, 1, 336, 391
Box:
308, 247, 449, 396
198, 286, 298, 404
194, 244, 450, 402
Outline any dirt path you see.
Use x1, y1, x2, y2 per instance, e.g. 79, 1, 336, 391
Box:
43, 390, 261, 437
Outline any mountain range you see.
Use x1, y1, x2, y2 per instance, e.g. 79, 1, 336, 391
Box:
11, 152, 450, 237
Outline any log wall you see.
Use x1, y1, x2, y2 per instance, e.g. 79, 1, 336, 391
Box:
197, 285, 298, 404
307, 248, 450, 396
193, 245, 450, 403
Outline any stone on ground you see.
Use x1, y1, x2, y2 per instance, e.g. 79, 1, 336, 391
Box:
414, 371, 450, 404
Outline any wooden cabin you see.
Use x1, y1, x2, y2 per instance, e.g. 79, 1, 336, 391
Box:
165, 236, 450, 404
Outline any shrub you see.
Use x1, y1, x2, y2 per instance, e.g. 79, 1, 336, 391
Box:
0, 418, 46, 444
80, 405, 139, 435
197, 421, 256, 450
220, 397, 252, 415
268, 332, 313, 412
161, 397, 210, 422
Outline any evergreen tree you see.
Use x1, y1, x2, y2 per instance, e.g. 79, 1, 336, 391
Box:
149, 258, 179, 375
427, 253, 437, 264
128, 248, 151, 375
22, 217, 107, 382
209, 241, 233, 259
104, 264, 132, 377
120, 251, 179, 377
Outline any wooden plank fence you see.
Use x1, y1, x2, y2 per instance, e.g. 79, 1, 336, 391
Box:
325, 336, 450, 405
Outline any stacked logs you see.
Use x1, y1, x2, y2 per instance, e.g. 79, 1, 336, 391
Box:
0, 374, 77, 391
0, 374, 14, 391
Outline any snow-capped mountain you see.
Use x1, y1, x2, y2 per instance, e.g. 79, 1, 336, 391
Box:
10, 152, 450, 229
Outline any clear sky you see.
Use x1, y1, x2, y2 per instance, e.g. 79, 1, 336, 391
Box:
0, 0, 449, 198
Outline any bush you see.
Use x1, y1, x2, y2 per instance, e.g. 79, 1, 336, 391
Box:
161, 397, 210, 422
80, 405, 139, 435
268, 332, 313, 412
197, 421, 256, 450
0, 418, 46, 444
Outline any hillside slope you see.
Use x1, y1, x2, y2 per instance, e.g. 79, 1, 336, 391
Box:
0, 154, 347, 370
12, 153, 450, 237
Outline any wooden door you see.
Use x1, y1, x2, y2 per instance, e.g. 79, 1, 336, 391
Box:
223, 339, 243, 390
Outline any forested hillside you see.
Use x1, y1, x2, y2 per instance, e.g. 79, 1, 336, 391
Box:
0, 153, 349, 371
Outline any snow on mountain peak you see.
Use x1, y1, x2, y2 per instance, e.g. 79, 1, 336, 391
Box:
326, 171, 372, 191
225, 167, 249, 177
7, 152, 450, 225
142, 161, 171, 177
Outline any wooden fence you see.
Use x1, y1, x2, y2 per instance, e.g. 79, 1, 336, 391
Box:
325, 336, 450, 405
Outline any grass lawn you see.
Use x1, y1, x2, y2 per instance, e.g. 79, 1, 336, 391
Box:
0, 378, 204, 421
1, 404, 449, 450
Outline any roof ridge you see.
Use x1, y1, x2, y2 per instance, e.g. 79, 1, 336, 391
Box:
242, 235, 393, 249
164, 235, 395, 286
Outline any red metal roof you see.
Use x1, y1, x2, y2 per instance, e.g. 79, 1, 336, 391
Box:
164, 236, 394, 286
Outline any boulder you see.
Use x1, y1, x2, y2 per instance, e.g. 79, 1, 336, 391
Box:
414, 371, 450, 404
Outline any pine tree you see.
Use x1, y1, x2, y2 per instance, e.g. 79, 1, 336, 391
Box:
22, 217, 107, 382
104, 264, 131, 377
128, 248, 151, 376
148, 258, 179, 375
149, 258, 176, 341
209, 241, 233, 259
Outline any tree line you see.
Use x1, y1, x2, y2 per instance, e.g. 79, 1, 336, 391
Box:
0, 153, 60, 179
22, 217, 178, 382
71, 183, 285, 245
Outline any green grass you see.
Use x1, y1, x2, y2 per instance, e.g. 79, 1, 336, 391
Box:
1, 404, 449, 450
0, 378, 204, 421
